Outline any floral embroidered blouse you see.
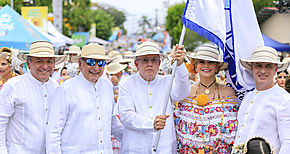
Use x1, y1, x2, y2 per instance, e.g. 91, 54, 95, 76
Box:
174, 95, 239, 153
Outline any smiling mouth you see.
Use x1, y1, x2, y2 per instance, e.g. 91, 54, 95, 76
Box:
89, 70, 101, 75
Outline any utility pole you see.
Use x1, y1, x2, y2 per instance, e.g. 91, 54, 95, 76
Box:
53, 0, 62, 32
155, 9, 158, 27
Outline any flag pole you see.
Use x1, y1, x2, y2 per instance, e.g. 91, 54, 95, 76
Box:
153, 25, 186, 152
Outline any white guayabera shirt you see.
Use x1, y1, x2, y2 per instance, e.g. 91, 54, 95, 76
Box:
234, 84, 290, 153
0, 72, 58, 154
118, 64, 190, 154
46, 72, 123, 154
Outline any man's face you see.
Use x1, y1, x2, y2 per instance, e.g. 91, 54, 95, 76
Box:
135, 54, 160, 81
79, 58, 105, 83
251, 62, 278, 88
27, 57, 55, 82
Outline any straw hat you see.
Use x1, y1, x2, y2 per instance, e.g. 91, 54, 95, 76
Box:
17, 41, 66, 65
187, 44, 228, 70
127, 41, 166, 59
105, 61, 127, 74
64, 45, 81, 55
54, 62, 64, 70
240, 46, 289, 72
72, 43, 113, 62
108, 50, 121, 58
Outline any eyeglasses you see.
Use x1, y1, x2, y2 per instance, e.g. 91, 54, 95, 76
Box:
83, 58, 106, 67
277, 76, 287, 79
136, 57, 159, 64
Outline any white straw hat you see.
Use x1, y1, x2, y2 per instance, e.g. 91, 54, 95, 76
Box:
240, 46, 289, 72
17, 41, 66, 65
105, 61, 127, 74
127, 41, 166, 59
72, 43, 113, 62
187, 44, 228, 70
64, 45, 81, 55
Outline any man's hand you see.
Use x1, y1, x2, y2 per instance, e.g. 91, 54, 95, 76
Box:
154, 115, 169, 130
172, 44, 186, 66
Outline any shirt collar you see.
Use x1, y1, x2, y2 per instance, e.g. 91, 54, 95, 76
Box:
78, 72, 101, 88
27, 71, 50, 86
136, 72, 158, 85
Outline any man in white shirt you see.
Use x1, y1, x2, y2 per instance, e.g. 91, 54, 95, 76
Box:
233, 46, 290, 153
0, 41, 66, 154
46, 43, 123, 154
118, 41, 190, 154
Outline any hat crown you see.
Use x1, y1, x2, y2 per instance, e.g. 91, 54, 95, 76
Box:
69, 45, 81, 52
192, 44, 223, 62
251, 46, 279, 62
136, 42, 160, 55
30, 41, 54, 55
81, 43, 106, 57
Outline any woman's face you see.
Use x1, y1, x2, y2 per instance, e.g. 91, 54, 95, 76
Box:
0, 58, 11, 76
276, 72, 287, 88
195, 60, 219, 78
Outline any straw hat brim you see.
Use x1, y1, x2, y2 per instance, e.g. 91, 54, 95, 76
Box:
240, 58, 289, 72
64, 51, 80, 55
187, 55, 228, 70
17, 53, 67, 65
105, 64, 127, 74
71, 55, 113, 63
125, 51, 167, 59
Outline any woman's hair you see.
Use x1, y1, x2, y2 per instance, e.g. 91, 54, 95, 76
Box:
246, 137, 272, 154
276, 70, 289, 76
0, 47, 12, 63
60, 67, 68, 76
285, 76, 290, 93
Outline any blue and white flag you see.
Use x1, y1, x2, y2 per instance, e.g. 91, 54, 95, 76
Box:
183, 0, 264, 100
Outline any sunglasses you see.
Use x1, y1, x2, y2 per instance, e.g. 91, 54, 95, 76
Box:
83, 59, 106, 67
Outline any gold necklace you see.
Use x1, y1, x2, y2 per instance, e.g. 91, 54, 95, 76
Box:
191, 83, 224, 153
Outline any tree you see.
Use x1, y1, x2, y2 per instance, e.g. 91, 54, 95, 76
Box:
138, 15, 152, 34
93, 9, 114, 40
63, 0, 93, 35
165, 2, 208, 51
104, 7, 126, 27
252, 0, 275, 14
0, 0, 53, 14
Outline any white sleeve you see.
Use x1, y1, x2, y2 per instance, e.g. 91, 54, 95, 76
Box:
46, 86, 69, 154
277, 99, 290, 153
170, 63, 191, 102
118, 80, 155, 132
0, 83, 15, 154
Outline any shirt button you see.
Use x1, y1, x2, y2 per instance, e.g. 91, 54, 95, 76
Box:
149, 106, 152, 109
97, 106, 100, 110
46, 122, 48, 125
149, 93, 152, 96
242, 124, 245, 127
148, 82, 150, 85
98, 117, 101, 120
99, 140, 103, 144
251, 101, 253, 104
99, 129, 102, 132
246, 112, 249, 115
46, 108, 48, 111
238, 135, 240, 138
44, 94, 47, 97
256, 92, 259, 94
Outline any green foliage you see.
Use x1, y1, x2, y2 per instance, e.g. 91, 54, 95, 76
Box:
0, 0, 52, 14
92, 9, 114, 40
104, 7, 126, 27
252, 0, 274, 14
138, 15, 152, 34
165, 2, 208, 51
63, 0, 93, 35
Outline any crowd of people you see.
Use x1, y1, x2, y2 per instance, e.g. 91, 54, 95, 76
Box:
0, 40, 290, 154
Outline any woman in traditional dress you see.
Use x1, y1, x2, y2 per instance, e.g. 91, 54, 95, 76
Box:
174, 44, 239, 153
0, 47, 19, 90
275, 70, 288, 88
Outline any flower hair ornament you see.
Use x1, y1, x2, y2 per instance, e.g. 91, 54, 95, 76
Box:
0, 47, 23, 72
232, 136, 276, 154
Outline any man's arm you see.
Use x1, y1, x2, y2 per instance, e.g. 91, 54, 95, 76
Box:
277, 99, 290, 153
46, 86, 69, 154
0, 84, 15, 154
171, 45, 191, 102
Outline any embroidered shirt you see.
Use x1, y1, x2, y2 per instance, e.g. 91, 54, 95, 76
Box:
46, 73, 123, 154
234, 84, 290, 153
118, 64, 190, 154
0, 72, 58, 154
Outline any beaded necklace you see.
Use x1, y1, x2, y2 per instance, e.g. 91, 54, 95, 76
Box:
191, 82, 224, 153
